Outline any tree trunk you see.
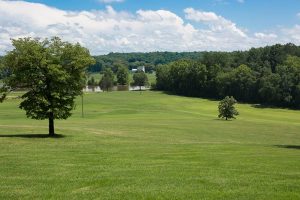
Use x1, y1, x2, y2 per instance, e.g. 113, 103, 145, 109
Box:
49, 112, 55, 136
139, 86, 141, 91
226, 117, 228, 120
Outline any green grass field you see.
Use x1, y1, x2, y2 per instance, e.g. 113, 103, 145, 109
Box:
0, 91, 300, 199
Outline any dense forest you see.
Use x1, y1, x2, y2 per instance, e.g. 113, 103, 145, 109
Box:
156, 43, 300, 108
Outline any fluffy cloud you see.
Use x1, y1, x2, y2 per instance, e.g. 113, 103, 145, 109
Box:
184, 8, 246, 37
0, 0, 299, 55
254, 33, 277, 39
282, 25, 300, 42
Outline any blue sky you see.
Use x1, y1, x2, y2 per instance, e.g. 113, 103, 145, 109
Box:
24, 0, 300, 32
0, 0, 299, 54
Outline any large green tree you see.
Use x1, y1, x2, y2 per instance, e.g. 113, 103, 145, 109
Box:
0, 37, 95, 136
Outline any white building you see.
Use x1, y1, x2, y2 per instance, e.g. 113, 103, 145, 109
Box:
131, 66, 145, 73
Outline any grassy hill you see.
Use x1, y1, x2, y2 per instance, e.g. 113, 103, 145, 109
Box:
0, 91, 299, 199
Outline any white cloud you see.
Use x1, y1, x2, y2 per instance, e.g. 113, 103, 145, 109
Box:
254, 33, 277, 39
98, 0, 124, 3
0, 0, 299, 55
282, 25, 300, 42
184, 8, 247, 37
297, 12, 300, 18
237, 0, 245, 3
251, 32, 278, 46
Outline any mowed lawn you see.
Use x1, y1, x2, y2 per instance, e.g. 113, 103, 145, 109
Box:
0, 91, 300, 200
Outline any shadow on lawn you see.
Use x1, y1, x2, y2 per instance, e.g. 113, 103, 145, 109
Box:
275, 145, 300, 150
0, 134, 65, 138
251, 104, 300, 110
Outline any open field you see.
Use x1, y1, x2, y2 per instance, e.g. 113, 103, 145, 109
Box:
0, 91, 300, 199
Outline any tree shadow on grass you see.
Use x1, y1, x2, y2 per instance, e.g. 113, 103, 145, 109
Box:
0, 134, 65, 138
212, 118, 235, 121
251, 104, 300, 110
274, 145, 300, 150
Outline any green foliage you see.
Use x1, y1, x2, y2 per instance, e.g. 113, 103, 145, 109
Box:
87, 77, 97, 86
87, 43, 300, 108
0, 37, 95, 134
259, 73, 282, 104
216, 64, 257, 101
156, 64, 171, 90
116, 65, 129, 85
89, 52, 204, 73
132, 70, 148, 90
100, 68, 114, 91
170, 60, 207, 96
156, 43, 300, 108
218, 96, 239, 120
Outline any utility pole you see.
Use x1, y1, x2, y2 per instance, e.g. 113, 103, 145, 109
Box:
81, 93, 84, 118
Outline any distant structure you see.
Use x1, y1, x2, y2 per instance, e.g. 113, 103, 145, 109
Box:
83, 86, 102, 92
131, 66, 145, 73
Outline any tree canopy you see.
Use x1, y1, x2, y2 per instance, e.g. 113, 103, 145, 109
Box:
116, 65, 129, 85
0, 37, 95, 136
218, 96, 239, 120
132, 70, 148, 90
100, 68, 114, 92
156, 43, 300, 108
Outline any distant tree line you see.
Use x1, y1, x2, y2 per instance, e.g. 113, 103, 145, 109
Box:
88, 52, 203, 73
156, 43, 300, 108
2, 43, 300, 107
87, 66, 148, 91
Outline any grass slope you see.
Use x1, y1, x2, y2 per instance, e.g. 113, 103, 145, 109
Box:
0, 91, 300, 199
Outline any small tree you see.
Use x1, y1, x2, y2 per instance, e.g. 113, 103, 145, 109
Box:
132, 70, 148, 91
116, 65, 129, 85
218, 96, 239, 120
100, 68, 114, 92
0, 37, 95, 136
87, 77, 97, 91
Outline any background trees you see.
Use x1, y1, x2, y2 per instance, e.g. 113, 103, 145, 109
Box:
87, 77, 98, 91
167, 60, 207, 96
87, 43, 300, 108
0, 37, 95, 136
89, 52, 203, 74
216, 64, 257, 102
132, 70, 148, 90
155, 44, 300, 108
100, 68, 114, 92
116, 65, 129, 85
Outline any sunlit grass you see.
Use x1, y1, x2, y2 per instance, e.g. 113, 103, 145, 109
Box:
0, 91, 299, 199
